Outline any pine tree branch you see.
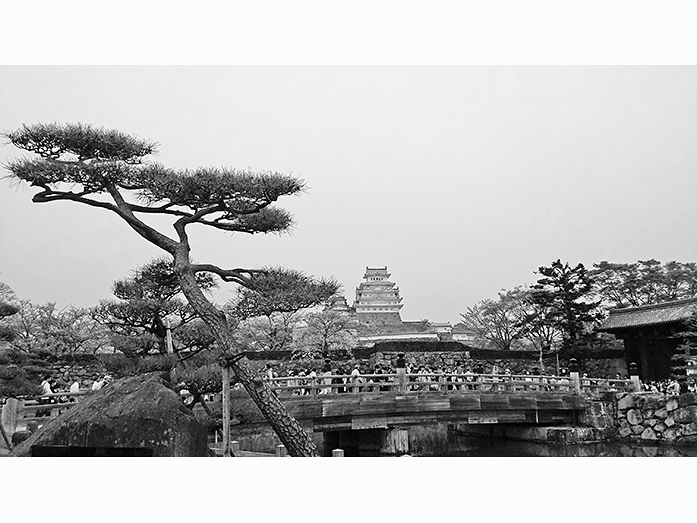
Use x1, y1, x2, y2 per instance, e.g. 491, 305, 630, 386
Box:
103, 182, 179, 253
189, 264, 262, 286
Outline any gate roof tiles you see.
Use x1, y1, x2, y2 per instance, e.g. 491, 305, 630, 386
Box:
599, 297, 697, 331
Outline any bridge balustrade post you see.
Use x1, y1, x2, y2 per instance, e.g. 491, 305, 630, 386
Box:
629, 362, 641, 392
1, 398, 21, 436
276, 444, 287, 457
569, 358, 581, 395
332, 449, 344, 457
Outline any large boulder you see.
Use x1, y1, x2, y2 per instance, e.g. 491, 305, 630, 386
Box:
627, 409, 643, 425
12, 373, 209, 457
674, 406, 697, 425
617, 393, 635, 411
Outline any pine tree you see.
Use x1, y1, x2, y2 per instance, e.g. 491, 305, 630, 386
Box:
531, 260, 602, 351
4, 122, 339, 456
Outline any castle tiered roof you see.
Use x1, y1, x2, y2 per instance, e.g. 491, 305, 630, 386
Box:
353, 266, 403, 316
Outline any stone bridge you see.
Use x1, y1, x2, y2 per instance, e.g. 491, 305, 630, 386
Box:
278, 390, 587, 432
249, 370, 635, 455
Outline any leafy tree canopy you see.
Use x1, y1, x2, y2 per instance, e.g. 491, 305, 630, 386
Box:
94, 258, 217, 357
591, 259, 697, 309
229, 267, 340, 320
5, 123, 302, 243
531, 260, 601, 347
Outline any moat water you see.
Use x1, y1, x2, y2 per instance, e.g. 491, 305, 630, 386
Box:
407, 434, 697, 457
228, 422, 697, 457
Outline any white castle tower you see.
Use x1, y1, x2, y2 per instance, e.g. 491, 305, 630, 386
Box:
352, 266, 403, 326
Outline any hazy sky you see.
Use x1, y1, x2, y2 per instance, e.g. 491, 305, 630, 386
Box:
2, 66, 697, 324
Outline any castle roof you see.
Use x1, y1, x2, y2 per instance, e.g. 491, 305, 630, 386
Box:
364, 266, 390, 278
598, 297, 697, 331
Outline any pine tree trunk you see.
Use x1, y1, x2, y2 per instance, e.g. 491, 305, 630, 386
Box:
175, 262, 319, 457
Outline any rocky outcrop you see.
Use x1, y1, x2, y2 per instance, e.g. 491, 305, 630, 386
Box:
12, 373, 209, 457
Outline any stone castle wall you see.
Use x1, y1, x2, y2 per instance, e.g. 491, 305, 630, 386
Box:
614, 391, 697, 445
48, 361, 106, 390
356, 312, 403, 327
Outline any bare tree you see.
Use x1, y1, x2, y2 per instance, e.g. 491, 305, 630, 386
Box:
460, 289, 528, 350
4, 122, 339, 456
294, 309, 359, 360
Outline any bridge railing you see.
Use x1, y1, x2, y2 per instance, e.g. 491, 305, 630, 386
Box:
265, 373, 634, 396
1, 391, 90, 436
580, 377, 633, 394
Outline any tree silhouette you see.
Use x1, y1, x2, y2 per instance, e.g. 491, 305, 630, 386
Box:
4, 122, 339, 456
531, 260, 601, 350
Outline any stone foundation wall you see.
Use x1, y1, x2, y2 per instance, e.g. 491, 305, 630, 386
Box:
47, 361, 105, 390
615, 392, 697, 445
581, 358, 627, 380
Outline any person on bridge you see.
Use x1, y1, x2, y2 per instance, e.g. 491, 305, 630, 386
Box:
395, 352, 407, 393
307, 368, 318, 395
350, 364, 363, 393
320, 360, 333, 394
40, 376, 53, 396
464, 368, 475, 390
38, 376, 54, 417
69, 377, 80, 395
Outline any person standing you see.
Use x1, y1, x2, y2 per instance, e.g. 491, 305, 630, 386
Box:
38, 376, 53, 417
320, 359, 332, 395
40, 376, 53, 396
308, 368, 318, 395
92, 376, 105, 391
69, 378, 80, 393
395, 352, 407, 393
350, 364, 362, 393
69, 377, 80, 402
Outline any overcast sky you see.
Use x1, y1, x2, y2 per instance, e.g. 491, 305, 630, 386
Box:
1, 66, 697, 323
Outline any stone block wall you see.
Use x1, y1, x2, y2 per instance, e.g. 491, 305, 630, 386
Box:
581, 358, 627, 380
45, 361, 106, 390
615, 392, 697, 445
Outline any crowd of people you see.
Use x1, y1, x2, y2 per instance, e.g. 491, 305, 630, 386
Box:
36, 373, 113, 416
263, 360, 697, 396
264, 360, 583, 394
642, 378, 697, 394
